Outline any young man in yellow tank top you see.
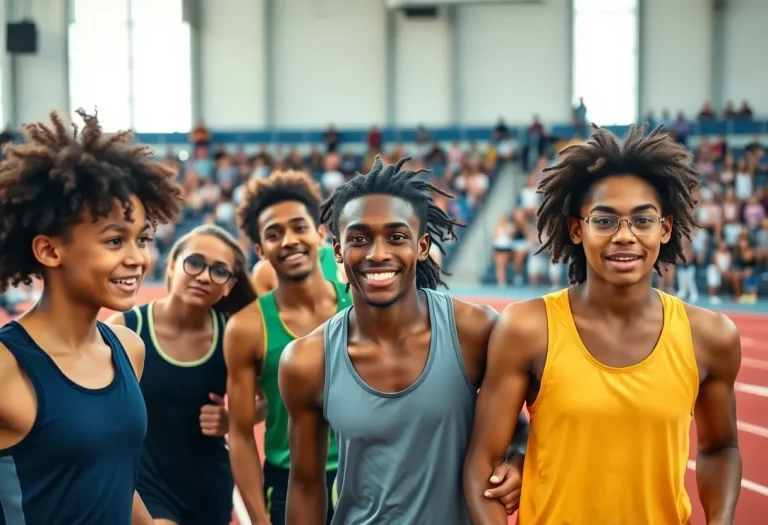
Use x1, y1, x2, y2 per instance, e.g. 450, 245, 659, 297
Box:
464, 125, 743, 525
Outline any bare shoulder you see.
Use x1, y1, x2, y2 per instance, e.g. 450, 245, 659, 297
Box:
280, 324, 326, 380
495, 298, 548, 356
106, 323, 146, 378
452, 297, 499, 337
279, 325, 326, 409
684, 303, 741, 378
224, 299, 265, 363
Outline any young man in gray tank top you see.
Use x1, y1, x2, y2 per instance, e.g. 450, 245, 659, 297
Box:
278, 157, 530, 524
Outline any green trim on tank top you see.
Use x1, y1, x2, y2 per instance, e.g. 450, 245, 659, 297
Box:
147, 301, 222, 368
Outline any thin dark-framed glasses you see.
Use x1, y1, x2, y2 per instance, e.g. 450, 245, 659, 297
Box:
182, 256, 234, 285
580, 214, 665, 236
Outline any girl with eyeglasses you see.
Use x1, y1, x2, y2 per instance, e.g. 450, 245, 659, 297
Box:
108, 224, 256, 525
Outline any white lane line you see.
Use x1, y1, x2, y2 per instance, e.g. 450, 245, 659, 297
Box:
742, 357, 768, 371
738, 420, 768, 439
735, 382, 768, 398
687, 460, 768, 497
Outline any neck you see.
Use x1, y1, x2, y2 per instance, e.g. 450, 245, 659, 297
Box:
27, 282, 101, 351
577, 268, 656, 320
274, 268, 335, 310
350, 285, 427, 343
156, 294, 211, 330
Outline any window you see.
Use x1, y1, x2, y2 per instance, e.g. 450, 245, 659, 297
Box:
68, 18, 131, 132
68, 0, 192, 133
572, 0, 639, 126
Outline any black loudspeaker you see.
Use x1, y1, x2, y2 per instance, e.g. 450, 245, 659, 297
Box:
404, 6, 439, 18
6, 21, 37, 54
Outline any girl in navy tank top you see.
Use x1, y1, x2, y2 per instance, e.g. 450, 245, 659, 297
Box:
108, 225, 256, 525
0, 110, 182, 524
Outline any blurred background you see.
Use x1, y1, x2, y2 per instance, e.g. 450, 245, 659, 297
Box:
0, 0, 766, 307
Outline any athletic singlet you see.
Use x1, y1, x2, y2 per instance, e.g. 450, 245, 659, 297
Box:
325, 289, 476, 525
259, 281, 349, 471
318, 244, 342, 283
122, 303, 230, 493
0, 321, 147, 525
519, 289, 698, 525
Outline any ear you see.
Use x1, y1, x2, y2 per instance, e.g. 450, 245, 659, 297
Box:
317, 224, 327, 241
254, 244, 264, 260
332, 237, 342, 263
417, 233, 431, 262
660, 215, 673, 244
567, 216, 583, 245
165, 256, 177, 284
31, 234, 63, 269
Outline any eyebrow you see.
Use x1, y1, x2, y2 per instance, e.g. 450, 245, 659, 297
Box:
98, 221, 153, 235
263, 217, 309, 231
588, 204, 659, 215
346, 221, 410, 231
188, 252, 229, 267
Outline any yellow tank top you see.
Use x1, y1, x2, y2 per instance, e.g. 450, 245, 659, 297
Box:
519, 288, 699, 525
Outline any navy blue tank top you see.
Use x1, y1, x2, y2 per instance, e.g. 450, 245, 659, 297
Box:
0, 320, 147, 525
123, 303, 230, 493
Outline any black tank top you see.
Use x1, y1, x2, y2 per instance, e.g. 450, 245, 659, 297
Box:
0, 321, 147, 525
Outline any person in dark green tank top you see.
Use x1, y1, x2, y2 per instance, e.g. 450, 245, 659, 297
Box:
226, 170, 349, 525
250, 242, 346, 296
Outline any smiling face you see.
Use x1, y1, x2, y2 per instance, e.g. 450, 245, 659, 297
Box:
567, 175, 673, 287
33, 195, 154, 312
334, 194, 430, 308
256, 200, 325, 282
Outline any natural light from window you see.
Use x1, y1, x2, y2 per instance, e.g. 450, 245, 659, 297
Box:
572, 0, 639, 126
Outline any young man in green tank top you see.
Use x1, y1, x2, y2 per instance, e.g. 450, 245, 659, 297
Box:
225, 170, 349, 525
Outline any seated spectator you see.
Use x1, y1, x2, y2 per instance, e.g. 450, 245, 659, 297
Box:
491, 214, 514, 286
706, 239, 733, 305
734, 237, 758, 303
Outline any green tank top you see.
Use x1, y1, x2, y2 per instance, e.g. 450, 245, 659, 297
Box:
318, 244, 341, 283
258, 280, 350, 471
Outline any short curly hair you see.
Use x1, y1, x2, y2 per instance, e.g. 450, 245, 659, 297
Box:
237, 170, 324, 244
536, 124, 700, 284
0, 109, 183, 292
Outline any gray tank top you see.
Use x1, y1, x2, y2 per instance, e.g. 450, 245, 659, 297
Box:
324, 289, 476, 525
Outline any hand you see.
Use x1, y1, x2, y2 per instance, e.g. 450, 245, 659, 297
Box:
483, 454, 524, 515
200, 393, 229, 437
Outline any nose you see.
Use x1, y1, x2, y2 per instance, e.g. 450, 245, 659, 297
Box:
612, 219, 636, 244
366, 238, 391, 263
282, 229, 300, 247
195, 269, 212, 284
124, 241, 148, 269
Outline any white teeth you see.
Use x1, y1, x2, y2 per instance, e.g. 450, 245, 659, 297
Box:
365, 272, 396, 281
113, 278, 137, 285
285, 253, 305, 261
609, 257, 639, 262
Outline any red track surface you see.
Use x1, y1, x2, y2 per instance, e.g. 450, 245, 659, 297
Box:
5, 285, 764, 524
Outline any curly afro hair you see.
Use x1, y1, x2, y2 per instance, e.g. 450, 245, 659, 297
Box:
0, 109, 183, 292
237, 169, 324, 244
536, 124, 700, 285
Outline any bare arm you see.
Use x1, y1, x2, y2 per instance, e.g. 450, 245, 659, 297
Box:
279, 331, 329, 525
691, 309, 742, 525
463, 300, 544, 524
224, 305, 270, 524
251, 260, 277, 296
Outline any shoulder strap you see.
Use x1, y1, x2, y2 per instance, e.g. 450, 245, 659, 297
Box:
122, 305, 143, 334
96, 321, 135, 378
